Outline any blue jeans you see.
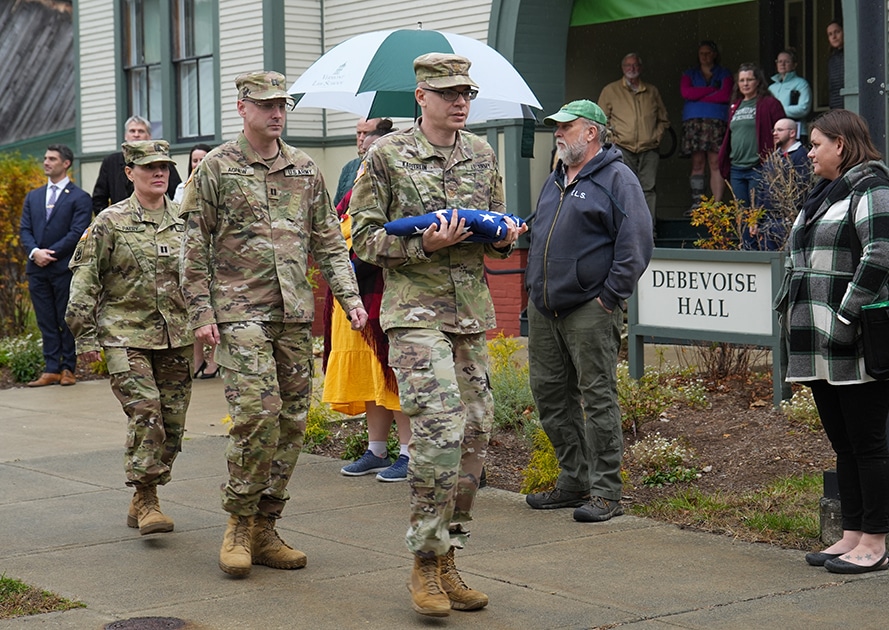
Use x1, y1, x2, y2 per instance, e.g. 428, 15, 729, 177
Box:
528, 299, 624, 500
729, 164, 761, 207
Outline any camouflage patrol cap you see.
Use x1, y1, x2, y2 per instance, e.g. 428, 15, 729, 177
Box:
235, 70, 295, 104
122, 140, 176, 166
414, 53, 479, 89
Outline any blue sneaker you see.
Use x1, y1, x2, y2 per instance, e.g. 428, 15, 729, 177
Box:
376, 454, 409, 482
341, 450, 391, 476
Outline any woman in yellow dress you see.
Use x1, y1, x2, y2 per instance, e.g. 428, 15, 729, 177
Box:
322, 121, 410, 481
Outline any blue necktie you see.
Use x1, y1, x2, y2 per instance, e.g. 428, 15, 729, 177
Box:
46, 185, 59, 220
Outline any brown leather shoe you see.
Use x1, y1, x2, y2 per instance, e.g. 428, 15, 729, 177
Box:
60, 369, 76, 386
27, 373, 61, 387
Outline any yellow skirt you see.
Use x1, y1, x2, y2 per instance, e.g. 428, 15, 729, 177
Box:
321, 300, 401, 415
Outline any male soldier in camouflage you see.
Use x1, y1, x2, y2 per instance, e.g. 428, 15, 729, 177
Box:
178, 71, 367, 578
67, 140, 192, 536
350, 53, 526, 617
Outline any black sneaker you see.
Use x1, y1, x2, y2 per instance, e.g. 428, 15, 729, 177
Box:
573, 496, 624, 522
525, 487, 590, 509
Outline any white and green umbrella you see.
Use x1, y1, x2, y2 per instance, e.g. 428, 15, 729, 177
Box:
288, 28, 541, 123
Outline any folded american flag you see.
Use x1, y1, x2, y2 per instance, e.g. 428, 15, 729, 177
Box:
383, 209, 526, 243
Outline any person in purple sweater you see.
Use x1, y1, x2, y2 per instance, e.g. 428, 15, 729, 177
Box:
680, 40, 733, 205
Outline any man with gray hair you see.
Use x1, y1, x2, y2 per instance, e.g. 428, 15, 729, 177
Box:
525, 100, 652, 523
91, 115, 181, 214
597, 53, 669, 225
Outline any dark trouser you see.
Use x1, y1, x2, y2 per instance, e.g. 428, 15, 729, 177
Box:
618, 147, 659, 225
809, 379, 889, 534
528, 300, 623, 500
28, 271, 76, 373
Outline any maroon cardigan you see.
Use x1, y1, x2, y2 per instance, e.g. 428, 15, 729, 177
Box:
718, 94, 786, 179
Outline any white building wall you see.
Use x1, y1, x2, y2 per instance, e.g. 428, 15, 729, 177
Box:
283, 1, 323, 137
79, 0, 118, 155
218, 0, 266, 138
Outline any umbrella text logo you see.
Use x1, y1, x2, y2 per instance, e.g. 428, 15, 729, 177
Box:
315, 62, 348, 88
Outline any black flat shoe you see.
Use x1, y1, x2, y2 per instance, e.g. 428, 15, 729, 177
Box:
200, 366, 219, 379
824, 552, 889, 574
805, 551, 843, 566
194, 360, 207, 379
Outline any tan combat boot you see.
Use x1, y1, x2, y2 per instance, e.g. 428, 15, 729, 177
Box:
127, 485, 174, 535
407, 554, 450, 617
219, 514, 254, 577
440, 547, 489, 610
251, 515, 307, 569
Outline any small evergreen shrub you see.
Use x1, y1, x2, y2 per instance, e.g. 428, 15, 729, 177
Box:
520, 427, 559, 494
488, 332, 537, 436
629, 433, 699, 487
0, 334, 43, 383
780, 386, 821, 431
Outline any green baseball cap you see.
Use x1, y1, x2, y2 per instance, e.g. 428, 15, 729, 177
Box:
122, 140, 176, 166
414, 53, 479, 89
543, 100, 607, 126
235, 70, 294, 104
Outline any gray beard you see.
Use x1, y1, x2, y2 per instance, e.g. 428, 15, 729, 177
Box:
557, 138, 588, 166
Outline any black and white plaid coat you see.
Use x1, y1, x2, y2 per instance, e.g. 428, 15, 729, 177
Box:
784, 160, 889, 384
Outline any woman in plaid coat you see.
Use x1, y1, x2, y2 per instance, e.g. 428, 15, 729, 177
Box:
783, 109, 889, 574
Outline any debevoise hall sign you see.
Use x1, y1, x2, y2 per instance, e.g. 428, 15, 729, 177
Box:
637, 259, 773, 336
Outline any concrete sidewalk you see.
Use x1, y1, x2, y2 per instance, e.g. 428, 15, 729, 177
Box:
1, 378, 886, 629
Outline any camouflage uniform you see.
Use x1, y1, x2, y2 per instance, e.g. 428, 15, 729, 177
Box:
179, 132, 362, 518
350, 124, 513, 557
67, 143, 192, 488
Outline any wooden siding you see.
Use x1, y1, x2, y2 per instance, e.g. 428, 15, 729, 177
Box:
78, 0, 117, 154
283, 1, 322, 137
218, 0, 265, 137
0, 0, 76, 146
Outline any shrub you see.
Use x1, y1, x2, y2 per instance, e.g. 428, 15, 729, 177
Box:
780, 385, 821, 431
617, 358, 709, 436
690, 194, 762, 251
629, 432, 699, 487
0, 334, 43, 383
0, 153, 44, 337
520, 427, 559, 494
304, 399, 336, 450
488, 332, 537, 436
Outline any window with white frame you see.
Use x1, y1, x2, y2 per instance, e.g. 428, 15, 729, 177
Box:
172, 0, 216, 139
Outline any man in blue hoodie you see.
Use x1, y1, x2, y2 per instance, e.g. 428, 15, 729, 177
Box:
524, 100, 653, 522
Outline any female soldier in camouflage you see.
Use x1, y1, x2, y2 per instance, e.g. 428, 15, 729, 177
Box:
67, 140, 193, 536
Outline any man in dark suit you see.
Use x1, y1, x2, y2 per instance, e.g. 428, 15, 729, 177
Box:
91, 115, 181, 214
20, 144, 92, 386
